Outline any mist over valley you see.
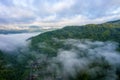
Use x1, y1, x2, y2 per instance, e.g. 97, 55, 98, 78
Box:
0, 0, 120, 80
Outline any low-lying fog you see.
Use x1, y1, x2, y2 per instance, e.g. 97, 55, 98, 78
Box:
0, 32, 120, 80
0, 32, 40, 52
28, 39, 120, 80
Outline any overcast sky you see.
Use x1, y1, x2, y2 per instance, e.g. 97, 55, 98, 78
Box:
0, 0, 120, 30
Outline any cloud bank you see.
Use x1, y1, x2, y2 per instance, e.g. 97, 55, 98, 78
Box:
0, 0, 120, 29
28, 39, 120, 80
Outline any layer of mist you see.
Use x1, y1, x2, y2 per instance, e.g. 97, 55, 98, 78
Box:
0, 32, 40, 52
27, 39, 120, 80
0, 33, 120, 80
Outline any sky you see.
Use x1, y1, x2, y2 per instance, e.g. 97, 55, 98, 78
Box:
0, 0, 120, 30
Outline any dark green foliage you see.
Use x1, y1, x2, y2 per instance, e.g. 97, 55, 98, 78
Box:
0, 51, 30, 80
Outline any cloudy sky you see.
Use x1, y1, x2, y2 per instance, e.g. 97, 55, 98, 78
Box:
0, 0, 120, 30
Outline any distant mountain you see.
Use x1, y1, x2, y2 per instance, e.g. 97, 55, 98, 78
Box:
107, 19, 120, 24
0, 29, 29, 34
0, 25, 59, 34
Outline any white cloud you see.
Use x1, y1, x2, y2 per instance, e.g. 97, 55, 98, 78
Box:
50, 0, 76, 13
36, 14, 57, 22
0, 0, 120, 29
0, 4, 34, 19
111, 8, 120, 14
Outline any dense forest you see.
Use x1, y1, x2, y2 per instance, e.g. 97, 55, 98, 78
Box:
0, 20, 120, 80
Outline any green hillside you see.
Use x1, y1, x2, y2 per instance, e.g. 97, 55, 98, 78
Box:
29, 20, 120, 80
31, 21, 120, 56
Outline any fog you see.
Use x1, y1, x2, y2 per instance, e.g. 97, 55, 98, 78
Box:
32, 39, 120, 80
0, 34, 120, 80
56, 39, 120, 80
0, 32, 40, 52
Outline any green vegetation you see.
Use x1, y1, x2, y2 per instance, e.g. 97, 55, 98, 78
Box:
0, 51, 30, 80
31, 23, 120, 56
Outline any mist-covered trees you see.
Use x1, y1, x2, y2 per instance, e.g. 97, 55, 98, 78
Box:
31, 23, 120, 56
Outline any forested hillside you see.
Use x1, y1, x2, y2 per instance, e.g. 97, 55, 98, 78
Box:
31, 22, 120, 56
